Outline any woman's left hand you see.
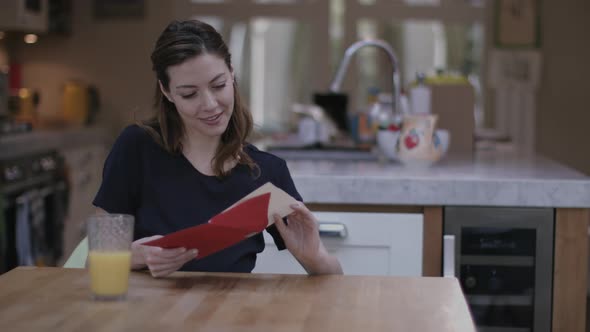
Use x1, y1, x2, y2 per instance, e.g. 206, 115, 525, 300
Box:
272, 202, 320, 264
273, 202, 343, 275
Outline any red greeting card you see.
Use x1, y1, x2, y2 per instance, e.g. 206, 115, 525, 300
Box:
143, 182, 298, 259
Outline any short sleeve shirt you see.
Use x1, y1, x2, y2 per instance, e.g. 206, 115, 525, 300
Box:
93, 125, 302, 273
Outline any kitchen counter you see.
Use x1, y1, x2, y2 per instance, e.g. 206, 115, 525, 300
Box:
0, 126, 111, 159
286, 150, 590, 208
280, 148, 590, 332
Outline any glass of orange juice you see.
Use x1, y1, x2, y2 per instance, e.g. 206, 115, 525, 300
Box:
87, 214, 134, 301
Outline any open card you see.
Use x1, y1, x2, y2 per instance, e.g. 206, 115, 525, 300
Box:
143, 182, 299, 259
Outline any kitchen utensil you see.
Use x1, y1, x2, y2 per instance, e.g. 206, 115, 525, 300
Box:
62, 80, 88, 127
292, 103, 336, 146
312, 92, 348, 133
376, 129, 400, 161
9, 87, 40, 127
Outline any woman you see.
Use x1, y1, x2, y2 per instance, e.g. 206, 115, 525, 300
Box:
93, 20, 342, 277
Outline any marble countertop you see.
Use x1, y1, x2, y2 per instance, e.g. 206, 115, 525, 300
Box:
0, 127, 111, 159
286, 150, 590, 208
4, 129, 588, 208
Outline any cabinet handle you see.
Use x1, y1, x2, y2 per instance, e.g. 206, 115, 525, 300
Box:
443, 235, 456, 278
318, 222, 347, 239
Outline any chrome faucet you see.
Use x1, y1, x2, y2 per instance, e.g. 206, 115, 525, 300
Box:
329, 39, 402, 116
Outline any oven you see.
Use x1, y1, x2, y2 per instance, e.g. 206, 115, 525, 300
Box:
0, 149, 68, 274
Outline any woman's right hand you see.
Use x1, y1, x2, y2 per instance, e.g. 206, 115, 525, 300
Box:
131, 235, 199, 278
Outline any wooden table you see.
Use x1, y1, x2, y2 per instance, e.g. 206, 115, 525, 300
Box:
309, 204, 590, 332
0, 267, 475, 331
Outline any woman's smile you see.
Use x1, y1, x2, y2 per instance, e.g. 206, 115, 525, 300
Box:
199, 112, 224, 126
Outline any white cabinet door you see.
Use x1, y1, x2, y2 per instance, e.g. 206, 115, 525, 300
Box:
253, 211, 423, 276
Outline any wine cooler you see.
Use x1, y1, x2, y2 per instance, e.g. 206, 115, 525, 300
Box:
444, 207, 553, 332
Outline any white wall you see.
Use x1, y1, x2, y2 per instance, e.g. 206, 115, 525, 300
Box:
536, 0, 590, 175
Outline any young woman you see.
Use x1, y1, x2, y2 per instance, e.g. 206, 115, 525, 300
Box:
93, 20, 342, 277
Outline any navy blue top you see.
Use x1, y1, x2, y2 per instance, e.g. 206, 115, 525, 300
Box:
93, 125, 302, 273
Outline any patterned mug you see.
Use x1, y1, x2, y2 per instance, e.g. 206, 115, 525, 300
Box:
396, 114, 446, 166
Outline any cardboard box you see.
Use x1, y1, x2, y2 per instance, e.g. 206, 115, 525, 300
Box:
429, 84, 475, 157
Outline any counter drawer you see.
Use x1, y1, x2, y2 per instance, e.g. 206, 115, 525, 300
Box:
253, 211, 423, 276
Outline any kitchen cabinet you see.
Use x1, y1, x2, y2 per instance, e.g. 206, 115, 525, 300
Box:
59, 143, 107, 263
253, 211, 423, 276
0, 0, 48, 33
283, 152, 590, 332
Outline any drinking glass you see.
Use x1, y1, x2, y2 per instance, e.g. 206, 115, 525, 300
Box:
87, 213, 134, 301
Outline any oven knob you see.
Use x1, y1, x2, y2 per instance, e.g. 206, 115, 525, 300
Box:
465, 275, 477, 289
462, 266, 477, 289
40, 157, 57, 171
488, 269, 503, 292
4, 166, 22, 181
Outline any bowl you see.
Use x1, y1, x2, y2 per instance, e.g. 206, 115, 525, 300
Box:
377, 128, 451, 164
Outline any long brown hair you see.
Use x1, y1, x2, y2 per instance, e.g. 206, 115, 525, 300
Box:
141, 19, 257, 178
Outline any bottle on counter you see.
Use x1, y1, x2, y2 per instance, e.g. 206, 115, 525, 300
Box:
369, 92, 395, 132
410, 72, 432, 114
353, 86, 380, 145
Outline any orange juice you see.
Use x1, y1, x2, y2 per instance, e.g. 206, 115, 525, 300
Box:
88, 251, 131, 297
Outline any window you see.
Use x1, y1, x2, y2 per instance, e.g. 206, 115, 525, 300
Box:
177, 0, 486, 131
